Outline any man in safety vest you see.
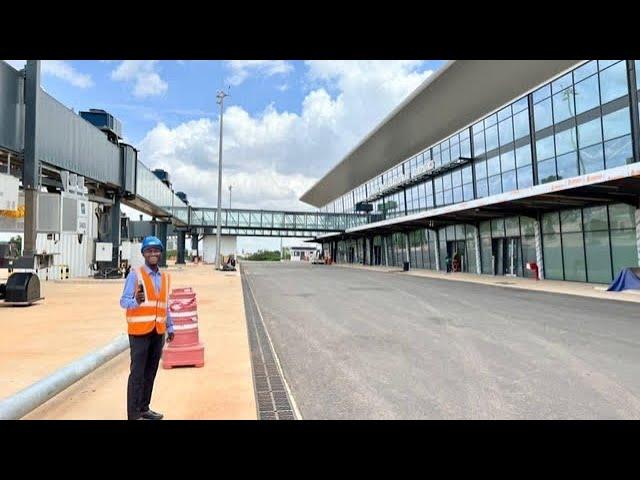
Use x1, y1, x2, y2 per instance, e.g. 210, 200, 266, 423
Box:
120, 236, 174, 420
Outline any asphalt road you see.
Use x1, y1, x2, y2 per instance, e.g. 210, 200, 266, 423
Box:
242, 261, 640, 419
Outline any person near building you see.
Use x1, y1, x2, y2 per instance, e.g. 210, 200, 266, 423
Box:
120, 236, 174, 420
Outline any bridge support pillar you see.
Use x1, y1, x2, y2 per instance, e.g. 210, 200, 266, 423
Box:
156, 221, 168, 268
176, 230, 186, 265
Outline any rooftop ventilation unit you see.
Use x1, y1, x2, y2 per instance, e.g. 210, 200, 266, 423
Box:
152, 169, 171, 188
79, 108, 122, 144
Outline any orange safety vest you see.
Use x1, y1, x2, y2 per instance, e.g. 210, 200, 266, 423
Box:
126, 266, 171, 336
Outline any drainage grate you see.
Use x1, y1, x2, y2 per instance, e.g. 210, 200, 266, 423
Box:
240, 264, 298, 420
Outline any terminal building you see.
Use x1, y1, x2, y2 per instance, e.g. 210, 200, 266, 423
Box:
301, 60, 640, 284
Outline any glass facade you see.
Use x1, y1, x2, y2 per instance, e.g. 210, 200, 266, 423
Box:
320, 60, 640, 283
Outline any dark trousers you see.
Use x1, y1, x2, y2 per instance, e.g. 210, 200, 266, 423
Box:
127, 331, 164, 420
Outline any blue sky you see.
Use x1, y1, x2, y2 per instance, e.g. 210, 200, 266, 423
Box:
4, 60, 445, 251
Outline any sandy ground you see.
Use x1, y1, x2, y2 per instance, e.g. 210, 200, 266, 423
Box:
1, 263, 256, 419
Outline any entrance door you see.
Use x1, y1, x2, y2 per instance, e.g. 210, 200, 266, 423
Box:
492, 237, 521, 276
447, 240, 467, 272
373, 245, 382, 265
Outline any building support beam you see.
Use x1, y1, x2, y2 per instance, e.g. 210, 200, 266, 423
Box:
22, 60, 41, 257
474, 224, 482, 274
434, 229, 441, 271
156, 222, 168, 268
404, 232, 410, 268
534, 217, 545, 280
176, 230, 186, 265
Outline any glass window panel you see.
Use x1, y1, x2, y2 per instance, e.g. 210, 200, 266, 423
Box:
599, 60, 621, 70
450, 141, 460, 160
480, 221, 491, 237
489, 175, 502, 195
443, 190, 453, 205
604, 135, 633, 168
485, 113, 497, 127
487, 155, 501, 176
538, 158, 557, 183
583, 205, 609, 231
555, 128, 578, 155
434, 176, 443, 192
553, 88, 575, 123
574, 74, 600, 114
602, 107, 631, 140
502, 169, 516, 192
462, 165, 473, 184
543, 233, 564, 280
542, 212, 561, 234
536, 135, 556, 160
534, 98, 553, 131
453, 186, 463, 203
561, 209, 582, 232
562, 232, 587, 282
501, 150, 516, 172
522, 236, 537, 278
499, 118, 514, 145
436, 191, 444, 206
460, 138, 471, 158
443, 173, 452, 189
556, 151, 578, 179
517, 166, 533, 188
520, 216, 536, 236
472, 121, 484, 135
513, 97, 529, 113
579, 143, 605, 174
599, 61, 629, 104
485, 125, 499, 151
498, 105, 512, 121
515, 144, 532, 167
577, 116, 603, 148
611, 229, 639, 274
491, 219, 505, 237
463, 185, 474, 201
433, 151, 441, 166
452, 169, 462, 186
573, 60, 598, 83
513, 110, 530, 140
533, 84, 551, 103
473, 132, 485, 155
584, 231, 613, 284
441, 146, 450, 164
609, 203, 635, 230
460, 128, 470, 140
505, 217, 520, 237
476, 178, 488, 198
552, 72, 574, 94
475, 159, 487, 179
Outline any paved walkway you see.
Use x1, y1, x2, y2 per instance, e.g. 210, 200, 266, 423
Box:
1, 264, 256, 420
336, 264, 640, 304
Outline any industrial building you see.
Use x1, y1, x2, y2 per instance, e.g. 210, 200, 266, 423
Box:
302, 60, 640, 284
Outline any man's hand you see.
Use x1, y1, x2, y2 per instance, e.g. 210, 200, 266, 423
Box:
167, 332, 175, 342
135, 287, 145, 304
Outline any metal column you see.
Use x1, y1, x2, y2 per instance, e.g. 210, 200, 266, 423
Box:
176, 230, 186, 265
534, 217, 545, 280
156, 222, 168, 268
108, 196, 121, 269
404, 232, 411, 268
22, 60, 41, 257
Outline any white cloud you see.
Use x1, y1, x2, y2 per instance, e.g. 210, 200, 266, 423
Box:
4, 60, 93, 88
136, 60, 435, 213
111, 61, 168, 98
226, 60, 293, 86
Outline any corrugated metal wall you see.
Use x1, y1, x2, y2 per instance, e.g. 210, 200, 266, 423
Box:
37, 93, 121, 187
35, 201, 99, 280
0, 61, 25, 153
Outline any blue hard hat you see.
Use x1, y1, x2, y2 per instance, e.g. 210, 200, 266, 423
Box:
141, 236, 164, 253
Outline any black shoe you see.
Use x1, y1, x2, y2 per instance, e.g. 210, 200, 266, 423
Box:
140, 409, 164, 420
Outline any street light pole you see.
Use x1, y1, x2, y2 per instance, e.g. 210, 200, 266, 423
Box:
228, 184, 232, 209
215, 88, 229, 270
